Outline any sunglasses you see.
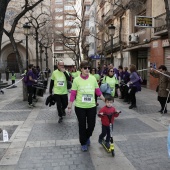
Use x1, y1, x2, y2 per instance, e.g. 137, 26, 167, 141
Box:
109, 70, 114, 72
83, 67, 91, 70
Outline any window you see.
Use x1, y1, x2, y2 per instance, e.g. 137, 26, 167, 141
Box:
55, 23, 63, 27
55, 46, 63, 50
55, 0, 62, 4
65, 15, 76, 20
55, 16, 63, 20
55, 8, 63, 12
64, 21, 73, 26
64, 6, 74, 11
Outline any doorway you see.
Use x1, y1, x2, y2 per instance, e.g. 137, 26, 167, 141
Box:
7, 53, 19, 73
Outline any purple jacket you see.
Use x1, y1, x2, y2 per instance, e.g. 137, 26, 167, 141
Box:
129, 72, 141, 91
27, 70, 34, 86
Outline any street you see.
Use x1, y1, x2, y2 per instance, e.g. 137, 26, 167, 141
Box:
0, 80, 170, 170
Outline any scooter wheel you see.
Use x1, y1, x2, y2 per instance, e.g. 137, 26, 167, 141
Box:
111, 150, 115, 157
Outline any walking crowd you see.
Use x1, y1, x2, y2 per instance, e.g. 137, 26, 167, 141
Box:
8, 60, 170, 152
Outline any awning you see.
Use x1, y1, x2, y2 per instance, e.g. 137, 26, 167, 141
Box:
123, 44, 150, 52
57, 57, 75, 66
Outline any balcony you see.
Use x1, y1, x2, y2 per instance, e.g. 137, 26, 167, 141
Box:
97, 44, 102, 54
83, 27, 90, 36
84, 11, 90, 20
84, 0, 91, 6
154, 13, 167, 36
104, 36, 120, 52
104, 10, 113, 24
112, 0, 124, 16
98, 0, 105, 8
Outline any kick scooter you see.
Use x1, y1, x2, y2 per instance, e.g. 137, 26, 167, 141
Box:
101, 111, 121, 157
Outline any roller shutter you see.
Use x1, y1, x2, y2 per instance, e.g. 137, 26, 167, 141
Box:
164, 47, 170, 71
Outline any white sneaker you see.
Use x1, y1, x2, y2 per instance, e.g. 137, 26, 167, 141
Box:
28, 104, 35, 108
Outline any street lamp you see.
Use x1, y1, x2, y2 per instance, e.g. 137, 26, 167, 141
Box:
23, 22, 31, 69
108, 24, 115, 63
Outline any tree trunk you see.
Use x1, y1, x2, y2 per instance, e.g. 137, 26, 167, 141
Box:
164, 0, 170, 43
0, 0, 10, 62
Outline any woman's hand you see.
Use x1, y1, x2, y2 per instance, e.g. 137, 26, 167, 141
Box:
67, 102, 72, 115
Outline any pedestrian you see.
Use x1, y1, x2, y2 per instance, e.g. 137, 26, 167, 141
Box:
5, 66, 10, 81
71, 65, 78, 80
67, 60, 105, 152
11, 71, 16, 85
27, 64, 37, 108
101, 68, 119, 98
90, 68, 100, 106
98, 96, 120, 148
127, 64, 141, 109
150, 65, 170, 113
49, 60, 71, 123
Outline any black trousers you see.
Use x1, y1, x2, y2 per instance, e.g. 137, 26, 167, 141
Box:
158, 96, 167, 111
6, 73, 9, 81
75, 106, 97, 145
99, 124, 110, 143
54, 94, 68, 117
129, 86, 137, 105
27, 85, 33, 105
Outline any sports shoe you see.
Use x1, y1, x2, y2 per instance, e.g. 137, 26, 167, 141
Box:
86, 138, 90, 146
105, 142, 110, 149
81, 145, 88, 152
62, 110, 66, 116
129, 105, 137, 109
58, 117, 63, 123
28, 104, 35, 108
98, 138, 102, 144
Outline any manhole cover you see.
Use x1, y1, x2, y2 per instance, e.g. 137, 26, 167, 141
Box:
0, 125, 18, 141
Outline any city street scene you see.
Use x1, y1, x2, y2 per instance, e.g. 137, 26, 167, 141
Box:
1, 0, 170, 170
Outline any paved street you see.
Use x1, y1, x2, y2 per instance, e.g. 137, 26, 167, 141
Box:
0, 79, 170, 170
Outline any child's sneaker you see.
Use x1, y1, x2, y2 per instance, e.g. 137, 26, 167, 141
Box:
81, 145, 88, 152
98, 138, 103, 144
105, 142, 110, 149
86, 138, 90, 146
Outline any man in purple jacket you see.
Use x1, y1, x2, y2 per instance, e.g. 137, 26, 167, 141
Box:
27, 64, 37, 108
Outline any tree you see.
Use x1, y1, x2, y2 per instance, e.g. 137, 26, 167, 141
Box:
25, 9, 51, 67
3, 0, 43, 73
0, 0, 11, 56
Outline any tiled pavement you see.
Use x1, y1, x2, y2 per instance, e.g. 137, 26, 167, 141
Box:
0, 79, 170, 170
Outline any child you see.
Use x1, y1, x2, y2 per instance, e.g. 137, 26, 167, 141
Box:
98, 96, 120, 148
11, 71, 16, 85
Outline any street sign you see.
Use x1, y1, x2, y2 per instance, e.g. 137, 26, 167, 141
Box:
135, 16, 154, 28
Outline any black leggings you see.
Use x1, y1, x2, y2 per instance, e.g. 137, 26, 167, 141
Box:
54, 94, 68, 117
99, 125, 110, 143
158, 96, 167, 111
129, 86, 137, 105
75, 106, 97, 145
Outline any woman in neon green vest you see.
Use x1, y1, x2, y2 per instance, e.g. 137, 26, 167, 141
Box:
90, 68, 100, 106
71, 65, 78, 80
11, 71, 16, 85
67, 60, 105, 151
102, 68, 118, 98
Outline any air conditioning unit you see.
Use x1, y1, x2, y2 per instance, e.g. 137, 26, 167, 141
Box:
129, 33, 139, 43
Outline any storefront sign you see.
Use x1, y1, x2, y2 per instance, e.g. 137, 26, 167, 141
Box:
162, 39, 170, 47
153, 41, 158, 48
135, 16, 154, 28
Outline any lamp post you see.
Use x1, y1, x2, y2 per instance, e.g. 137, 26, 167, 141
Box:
23, 22, 31, 69
108, 24, 115, 64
